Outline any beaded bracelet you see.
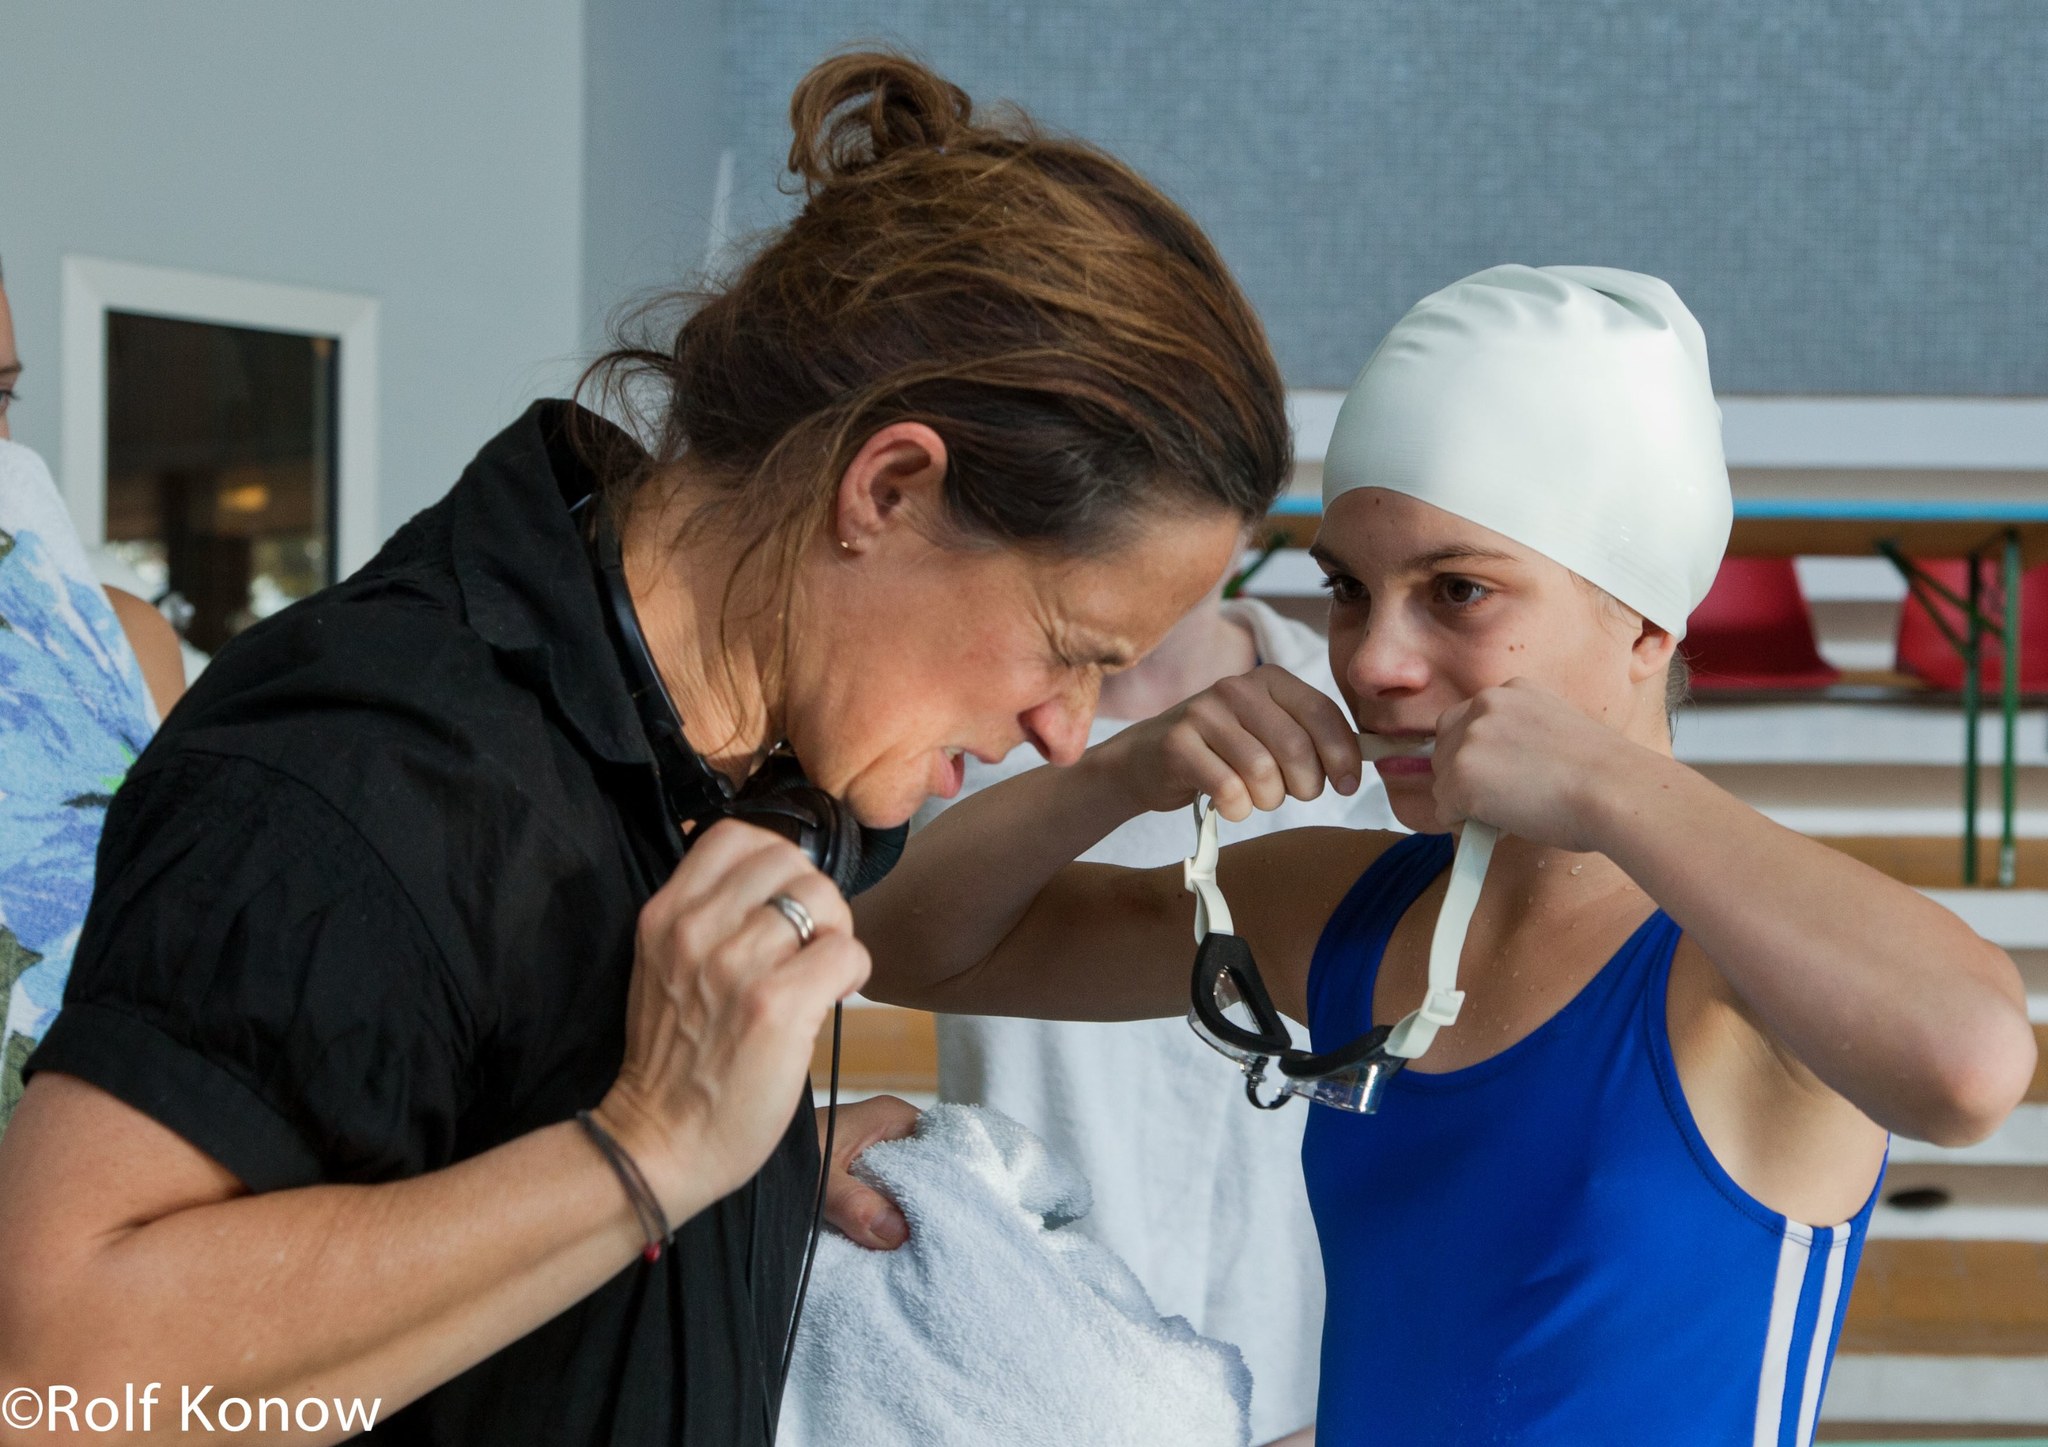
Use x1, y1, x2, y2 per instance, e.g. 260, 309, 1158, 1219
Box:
576, 1110, 672, 1263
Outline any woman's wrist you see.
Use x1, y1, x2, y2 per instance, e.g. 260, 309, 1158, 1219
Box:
577, 1111, 672, 1261
589, 1086, 717, 1232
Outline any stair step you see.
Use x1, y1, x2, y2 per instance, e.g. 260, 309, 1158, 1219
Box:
1875, 1163, 2048, 1240
1920, 892, 2048, 952
811, 1003, 938, 1094
1692, 763, 2048, 837
1675, 703, 2048, 767
1820, 837, 2048, 891
1818, 1428, 2048, 1442
1823, 1356, 2048, 1431
1843, 1241, 2048, 1356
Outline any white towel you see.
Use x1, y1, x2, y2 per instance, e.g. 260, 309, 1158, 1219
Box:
781, 1104, 1253, 1447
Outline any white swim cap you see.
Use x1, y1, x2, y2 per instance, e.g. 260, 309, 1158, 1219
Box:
1322, 264, 1732, 638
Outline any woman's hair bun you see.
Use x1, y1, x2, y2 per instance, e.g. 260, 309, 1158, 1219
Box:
786, 50, 975, 188
582, 44, 1288, 576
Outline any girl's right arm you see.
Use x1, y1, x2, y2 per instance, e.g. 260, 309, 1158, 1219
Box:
856, 666, 1373, 1022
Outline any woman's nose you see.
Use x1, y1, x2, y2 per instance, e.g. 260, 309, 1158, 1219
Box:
1019, 683, 1097, 766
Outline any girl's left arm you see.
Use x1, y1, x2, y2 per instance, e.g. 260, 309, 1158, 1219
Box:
1438, 680, 2038, 1147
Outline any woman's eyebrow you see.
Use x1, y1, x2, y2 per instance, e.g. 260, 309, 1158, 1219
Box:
1078, 641, 1136, 668
1050, 624, 1134, 669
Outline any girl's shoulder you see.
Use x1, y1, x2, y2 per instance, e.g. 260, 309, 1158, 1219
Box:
1222, 822, 1406, 880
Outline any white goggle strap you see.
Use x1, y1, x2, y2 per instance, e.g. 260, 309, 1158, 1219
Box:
1182, 800, 1235, 941
1382, 821, 1498, 1061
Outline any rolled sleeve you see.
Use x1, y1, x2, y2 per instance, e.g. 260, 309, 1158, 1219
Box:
27, 753, 473, 1190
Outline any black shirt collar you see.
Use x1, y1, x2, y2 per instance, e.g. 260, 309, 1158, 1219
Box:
449, 399, 652, 768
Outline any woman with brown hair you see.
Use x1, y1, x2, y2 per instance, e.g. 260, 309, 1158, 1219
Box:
0, 54, 1289, 1445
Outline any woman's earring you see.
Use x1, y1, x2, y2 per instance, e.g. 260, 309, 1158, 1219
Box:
838, 538, 858, 555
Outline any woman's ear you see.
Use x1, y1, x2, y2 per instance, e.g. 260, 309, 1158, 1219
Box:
834, 423, 950, 555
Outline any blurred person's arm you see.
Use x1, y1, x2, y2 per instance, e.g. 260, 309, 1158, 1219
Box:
104, 585, 185, 718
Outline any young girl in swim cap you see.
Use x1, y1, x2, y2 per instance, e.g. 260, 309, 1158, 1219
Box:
854, 264, 2037, 1446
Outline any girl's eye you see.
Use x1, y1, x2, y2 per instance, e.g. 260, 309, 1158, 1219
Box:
1319, 573, 1366, 606
1436, 575, 1490, 608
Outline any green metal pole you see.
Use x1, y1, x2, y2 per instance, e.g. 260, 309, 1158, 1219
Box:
1963, 554, 1983, 886
2000, 530, 2021, 887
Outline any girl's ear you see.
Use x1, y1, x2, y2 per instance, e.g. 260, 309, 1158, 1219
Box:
1630, 615, 1679, 685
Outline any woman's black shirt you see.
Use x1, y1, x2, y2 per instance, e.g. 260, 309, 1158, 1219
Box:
29, 401, 818, 1444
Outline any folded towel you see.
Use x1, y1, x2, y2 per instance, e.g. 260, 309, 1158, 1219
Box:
781, 1104, 1252, 1447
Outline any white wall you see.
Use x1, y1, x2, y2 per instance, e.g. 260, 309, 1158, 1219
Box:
0, 1, 589, 544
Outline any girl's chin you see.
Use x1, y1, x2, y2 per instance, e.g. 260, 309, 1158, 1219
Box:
1382, 787, 1449, 835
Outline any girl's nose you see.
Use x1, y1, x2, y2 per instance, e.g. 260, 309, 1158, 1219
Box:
1342, 618, 1431, 699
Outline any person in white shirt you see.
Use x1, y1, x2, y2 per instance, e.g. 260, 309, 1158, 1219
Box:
920, 578, 1396, 1447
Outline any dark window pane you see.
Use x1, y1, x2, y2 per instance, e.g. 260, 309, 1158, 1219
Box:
105, 312, 337, 653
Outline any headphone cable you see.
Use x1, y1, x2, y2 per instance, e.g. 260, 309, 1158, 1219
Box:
770, 999, 840, 1439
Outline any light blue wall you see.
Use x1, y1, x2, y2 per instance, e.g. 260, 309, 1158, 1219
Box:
0, 1, 589, 538
722, 1, 2048, 396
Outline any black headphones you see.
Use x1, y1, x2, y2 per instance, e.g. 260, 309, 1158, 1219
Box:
581, 487, 897, 1438
582, 497, 906, 897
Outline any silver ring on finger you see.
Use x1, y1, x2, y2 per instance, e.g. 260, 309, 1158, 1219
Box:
766, 891, 815, 947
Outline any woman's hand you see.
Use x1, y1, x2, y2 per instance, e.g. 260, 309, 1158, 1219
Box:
818, 1095, 921, 1249
1430, 679, 1657, 851
595, 819, 872, 1226
1097, 664, 1364, 822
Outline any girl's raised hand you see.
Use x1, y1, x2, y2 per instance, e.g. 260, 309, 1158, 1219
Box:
1430, 678, 1652, 851
1099, 664, 1364, 821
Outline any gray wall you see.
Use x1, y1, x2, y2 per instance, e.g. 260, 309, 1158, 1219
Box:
6, 0, 2034, 560
0, 1, 588, 538
723, 1, 2048, 396
582, 0, 729, 353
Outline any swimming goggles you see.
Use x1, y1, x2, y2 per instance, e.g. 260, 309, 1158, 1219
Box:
1184, 790, 1498, 1113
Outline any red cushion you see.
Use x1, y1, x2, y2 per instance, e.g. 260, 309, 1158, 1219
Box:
1895, 559, 2048, 691
1683, 557, 1840, 692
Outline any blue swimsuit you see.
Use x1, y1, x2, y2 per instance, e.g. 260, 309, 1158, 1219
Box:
1302, 833, 1882, 1446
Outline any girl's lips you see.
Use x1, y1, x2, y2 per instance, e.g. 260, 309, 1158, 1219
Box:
1373, 755, 1435, 778
1358, 732, 1434, 771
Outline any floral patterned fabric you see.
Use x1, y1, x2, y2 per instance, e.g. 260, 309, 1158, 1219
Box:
0, 439, 156, 1136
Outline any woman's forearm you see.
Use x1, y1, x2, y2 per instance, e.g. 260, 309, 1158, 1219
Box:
856, 742, 1147, 1005
5, 822, 875, 1446
4, 1114, 674, 1442
1586, 750, 2037, 1143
